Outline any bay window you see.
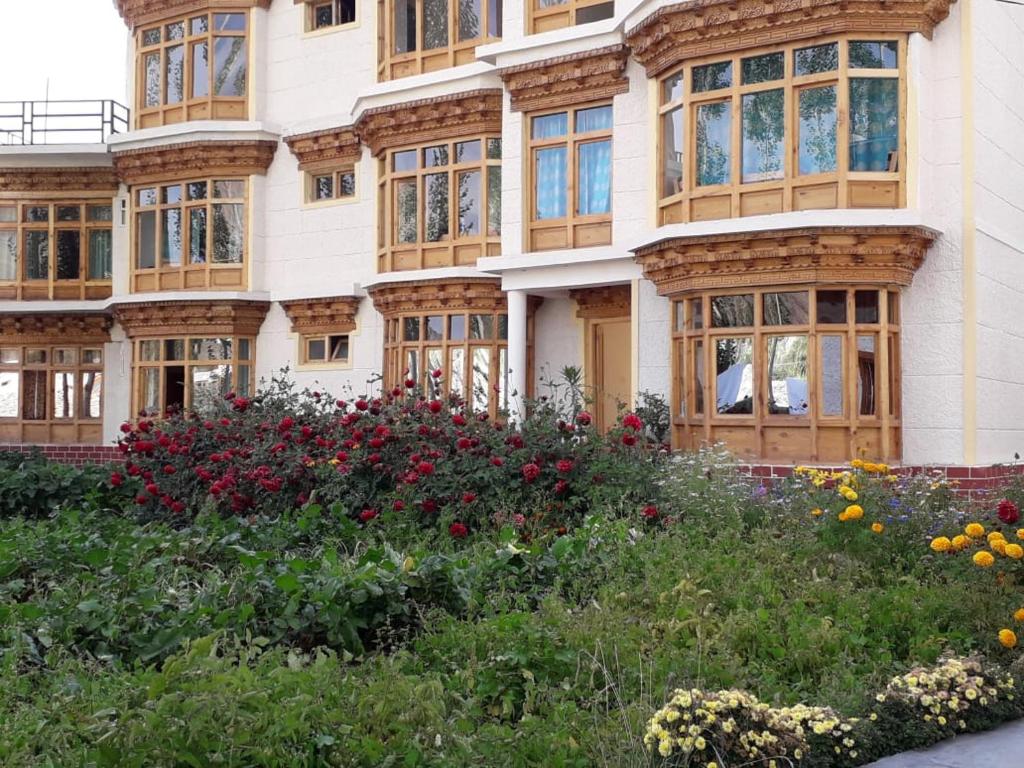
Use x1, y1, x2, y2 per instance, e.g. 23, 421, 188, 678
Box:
377, 0, 502, 80
528, 103, 612, 252
0, 202, 113, 300
307, 167, 356, 204
133, 178, 247, 292
306, 0, 357, 31
136, 11, 248, 128
377, 136, 501, 271
657, 35, 904, 225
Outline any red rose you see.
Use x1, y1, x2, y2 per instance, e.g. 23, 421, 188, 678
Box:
462, 492, 477, 504
642, 505, 658, 519
490, 456, 504, 467
404, 378, 416, 389
203, 420, 215, 430
119, 422, 132, 434
109, 472, 124, 487
301, 425, 314, 438
359, 509, 379, 522
233, 397, 250, 412
622, 413, 643, 431
171, 501, 186, 514
431, 368, 443, 378
138, 420, 151, 433
336, 399, 346, 409
521, 463, 541, 483
421, 499, 438, 514
393, 500, 405, 511
456, 437, 472, 451
556, 459, 574, 474
998, 499, 1020, 525
369, 437, 384, 449
576, 411, 592, 426
554, 480, 568, 494
219, 417, 231, 427
449, 522, 468, 539
355, 399, 369, 411
277, 417, 294, 432
622, 433, 637, 446
162, 464, 176, 475
418, 461, 435, 476
428, 400, 443, 414
368, 453, 382, 464
453, 413, 467, 426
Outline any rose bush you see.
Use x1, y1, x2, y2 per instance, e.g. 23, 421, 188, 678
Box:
115, 374, 665, 535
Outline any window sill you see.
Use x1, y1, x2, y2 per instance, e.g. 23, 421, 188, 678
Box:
301, 195, 358, 211
302, 20, 360, 39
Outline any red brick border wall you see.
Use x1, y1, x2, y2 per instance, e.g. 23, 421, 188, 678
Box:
738, 463, 1024, 500
0, 444, 120, 467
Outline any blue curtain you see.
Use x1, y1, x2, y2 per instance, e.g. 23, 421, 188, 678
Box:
535, 147, 566, 220
577, 139, 611, 216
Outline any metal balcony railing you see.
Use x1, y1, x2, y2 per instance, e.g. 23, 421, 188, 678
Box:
0, 100, 130, 146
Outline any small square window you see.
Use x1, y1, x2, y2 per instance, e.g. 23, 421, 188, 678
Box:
314, 3, 334, 28
307, 338, 327, 361
424, 145, 449, 167
693, 61, 732, 93
794, 43, 838, 76
742, 52, 784, 84
142, 28, 161, 46
486, 139, 502, 159
56, 206, 80, 222
849, 40, 898, 69
138, 188, 158, 206
425, 315, 444, 341
393, 149, 418, 172
338, 171, 356, 197
213, 13, 246, 32
213, 180, 244, 199
82, 349, 103, 365
403, 316, 421, 341
855, 290, 880, 324
24, 206, 49, 223
816, 290, 848, 324
328, 335, 349, 361
88, 205, 113, 222
163, 185, 183, 204
26, 349, 47, 364
190, 16, 209, 35
449, 314, 466, 341
314, 175, 334, 201
0, 348, 20, 364
187, 182, 208, 200
470, 314, 493, 340
166, 21, 185, 40
0, 206, 15, 223
711, 295, 754, 328
455, 140, 481, 163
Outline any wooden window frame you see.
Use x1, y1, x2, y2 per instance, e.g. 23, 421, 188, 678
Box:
526, 102, 613, 253
383, 309, 509, 418
671, 285, 901, 462
305, 166, 357, 206
135, 10, 250, 129
377, 135, 501, 272
305, 0, 358, 33
528, 0, 613, 35
376, 0, 502, 81
132, 178, 248, 293
0, 201, 113, 301
0, 345, 104, 444
657, 34, 906, 226
299, 332, 353, 366
133, 335, 255, 418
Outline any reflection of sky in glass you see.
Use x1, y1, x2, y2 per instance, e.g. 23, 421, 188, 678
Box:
696, 103, 731, 186
741, 90, 784, 183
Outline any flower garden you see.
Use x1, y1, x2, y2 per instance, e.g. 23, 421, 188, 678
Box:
2, 374, 1024, 766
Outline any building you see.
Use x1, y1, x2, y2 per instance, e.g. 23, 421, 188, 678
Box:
0, 0, 1021, 470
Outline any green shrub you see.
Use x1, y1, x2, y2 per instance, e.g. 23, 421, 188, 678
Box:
0, 449, 126, 518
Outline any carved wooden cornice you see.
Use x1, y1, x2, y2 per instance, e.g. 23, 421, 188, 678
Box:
368, 278, 506, 316
571, 285, 632, 319
113, 0, 271, 29
112, 140, 278, 185
280, 295, 361, 335
498, 45, 630, 113
0, 167, 120, 194
355, 90, 503, 158
626, 0, 957, 76
283, 126, 362, 172
0, 313, 112, 345
634, 225, 938, 295
114, 299, 270, 338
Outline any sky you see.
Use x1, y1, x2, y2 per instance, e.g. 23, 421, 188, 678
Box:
0, 0, 127, 103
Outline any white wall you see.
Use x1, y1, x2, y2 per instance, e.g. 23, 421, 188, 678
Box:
532, 296, 583, 396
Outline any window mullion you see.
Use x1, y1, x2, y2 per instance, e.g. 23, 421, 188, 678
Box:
837, 37, 851, 208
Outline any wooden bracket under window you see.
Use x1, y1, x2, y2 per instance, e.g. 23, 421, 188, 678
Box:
570, 285, 632, 319
0, 167, 119, 194
280, 296, 361, 335
114, 0, 271, 29
0, 313, 112, 345
112, 140, 278, 186
283, 126, 362, 172
498, 45, 630, 113
626, 0, 957, 77
368, 278, 507, 316
113, 299, 270, 338
634, 225, 938, 295
355, 90, 503, 158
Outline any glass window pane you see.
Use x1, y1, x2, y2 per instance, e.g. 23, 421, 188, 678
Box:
693, 340, 704, 415
166, 45, 184, 104
161, 209, 182, 266
696, 102, 731, 187
393, 149, 417, 172
56, 206, 80, 222
191, 16, 209, 35
497, 314, 508, 340
406, 349, 419, 385
455, 140, 481, 163
0, 371, 18, 417
24, 205, 48, 222
396, 179, 418, 243
137, 188, 158, 207
425, 315, 444, 341
25, 349, 46, 364
188, 181, 208, 200
487, 166, 501, 236
531, 112, 568, 139
487, 0, 501, 36
575, 1, 613, 23
53, 372, 75, 419
715, 338, 753, 414
213, 36, 247, 96
88, 205, 113, 222
82, 349, 102, 365
458, 0, 481, 41
690, 298, 703, 330
457, 170, 481, 236
424, 173, 450, 242
855, 290, 879, 323
742, 52, 783, 84
144, 53, 161, 107
424, 145, 449, 167
140, 367, 160, 415
142, 28, 161, 46
54, 348, 77, 365
162, 185, 182, 204
534, 146, 567, 219
741, 89, 784, 183
189, 208, 207, 264
486, 138, 501, 159
307, 338, 326, 361
190, 338, 231, 361
499, 347, 509, 412
767, 336, 808, 415
662, 107, 684, 197
816, 290, 847, 324
22, 370, 47, 420
470, 314, 493, 339
140, 340, 161, 361
423, 0, 448, 49
849, 40, 898, 69
711, 294, 753, 328
693, 61, 732, 92
81, 371, 103, 419
192, 42, 209, 98
394, 0, 417, 53
449, 314, 465, 341
663, 71, 684, 103
426, 349, 443, 393
212, 204, 244, 263
888, 291, 899, 324
0, 348, 17, 364
339, 172, 356, 197
55, 231, 80, 280
214, 180, 244, 199
820, 335, 844, 417
24, 232, 48, 280
191, 365, 233, 411
472, 348, 490, 412
763, 291, 809, 325
314, 175, 334, 200
849, 78, 899, 172
213, 13, 246, 31
403, 316, 420, 341
798, 85, 838, 175
450, 347, 465, 398
166, 21, 185, 40
575, 105, 612, 132
0, 232, 15, 281
238, 338, 251, 360
164, 339, 185, 360
857, 335, 877, 416
329, 335, 349, 361
315, 3, 334, 28
794, 42, 838, 75
0, 205, 15, 222
577, 140, 612, 215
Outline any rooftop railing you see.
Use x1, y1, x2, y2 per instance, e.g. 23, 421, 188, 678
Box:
0, 100, 130, 146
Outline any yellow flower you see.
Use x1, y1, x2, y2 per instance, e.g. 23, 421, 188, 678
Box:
872, 522, 884, 534
988, 531, 1007, 545
1014, 608, 1024, 622
965, 523, 985, 539
993, 540, 1008, 555
1006, 543, 1024, 560
930, 536, 952, 553
952, 534, 970, 551
1018, 529, 1024, 541
838, 511, 849, 522
851, 459, 865, 469
974, 551, 996, 568
811, 508, 823, 517
845, 504, 864, 520
999, 629, 1018, 649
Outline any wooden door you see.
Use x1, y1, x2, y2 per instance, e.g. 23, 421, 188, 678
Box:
593, 320, 631, 432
